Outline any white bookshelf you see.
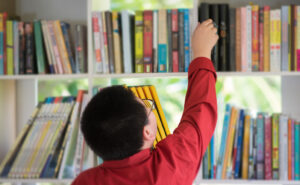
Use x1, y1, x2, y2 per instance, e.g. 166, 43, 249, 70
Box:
0, 0, 300, 184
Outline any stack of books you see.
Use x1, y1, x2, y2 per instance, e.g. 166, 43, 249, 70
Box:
0, 90, 93, 179
0, 12, 87, 75
203, 104, 297, 180
92, 9, 192, 74
199, 3, 300, 72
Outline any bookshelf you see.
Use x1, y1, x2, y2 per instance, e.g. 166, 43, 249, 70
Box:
0, 0, 300, 184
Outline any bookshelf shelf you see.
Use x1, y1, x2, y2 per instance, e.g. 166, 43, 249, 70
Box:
200, 180, 300, 184
0, 178, 73, 184
0, 74, 89, 80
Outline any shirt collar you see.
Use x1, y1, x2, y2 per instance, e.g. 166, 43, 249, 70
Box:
100, 148, 152, 169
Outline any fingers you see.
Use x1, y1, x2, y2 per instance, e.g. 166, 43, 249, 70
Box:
202, 19, 213, 25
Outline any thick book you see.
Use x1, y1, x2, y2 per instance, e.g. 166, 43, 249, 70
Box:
242, 115, 251, 179
121, 10, 134, 73
92, 12, 104, 73
158, 9, 168, 72
272, 113, 280, 179
252, 5, 259, 71
234, 109, 244, 179
167, 10, 172, 72
229, 8, 236, 71
281, 6, 290, 71
264, 6, 271, 72
61, 22, 76, 73
219, 4, 229, 71
25, 22, 35, 74
178, 10, 184, 72
259, 7, 264, 71
235, 8, 241, 72
34, 21, 47, 74
6, 20, 13, 75
112, 12, 123, 73
256, 113, 265, 179
18, 22, 25, 74
183, 9, 190, 72
135, 11, 144, 73
264, 115, 272, 179
279, 115, 288, 180
105, 11, 115, 73
74, 25, 87, 73
144, 10, 153, 73
172, 9, 179, 72
270, 10, 281, 72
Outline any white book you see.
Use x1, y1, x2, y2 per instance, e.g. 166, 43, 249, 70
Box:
121, 10, 134, 73
153, 10, 158, 72
279, 115, 288, 180
270, 9, 281, 72
246, 5, 252, 72
92, 11, 103, 73
98, 12, 109, 74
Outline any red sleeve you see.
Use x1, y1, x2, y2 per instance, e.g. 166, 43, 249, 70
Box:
155, 57, 217, 183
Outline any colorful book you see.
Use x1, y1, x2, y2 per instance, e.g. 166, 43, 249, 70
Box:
281, 6, 290, 71
135, 11, 144, 73
178, 10, 184, 72
3, 12, 7, 74
61, 22, 76, 73
297, 6, 300, 71
101, 12, 109, 73
171, 9, 179, 72
264, 6, 271, 72
248, 118, 255, 179
259, 7, 264, 71
272, 113, 280, 179
158, 9, 168, 72
25, 22, 35, 74
252, 5, 259, 71
183, 9, 190, 72
112, 12, 123, 73
234, 109, 244, 179
270, 10, 281, 72
242, 115, 250, 179
292, 120, 295, 179
240, 7, 247, 72
92, 12, 104, 73
13, 21, 18, 75
256, 113, 265, 179
246, 5, 252, 72
264, 115, 272, 179
144, 10, 153, 73
229, 8, 236, 71
288, 119, 292, 180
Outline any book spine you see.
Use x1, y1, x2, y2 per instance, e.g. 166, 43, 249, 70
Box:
34, 21, 46, 74
25, 22, 34, 74
288, 7, 292, 71
203, 150, 209, 179
3, 13, 7, 74
61, 22, 76, 73
183, 9, 190, 72
242, 115, 250, 179
272, 114, 280, 179
264, 6, 270, 72
209, 5, 219, 71
246, 5, 252, 72
172, 9, 179, 72
279, 115, 288, 180
252, 117, 257, 179
18, 22, 25, 74
121, 10, 133, 74
153, 10, 158, 72
229, 8, 236, 71
281, 6, 289, 71
256, 113, 265, 179
178, 10, 184, 72
210, 137, 214, 179
288, 119, 292, 180
98, 12, 108, 74
75, 25, 87, 73
292, 120, 295, 179
293, 6, 298, 71
102, 12, 109, 73
13, 21, 19, 74
259, 7, 264, 71
270, 10, 281, 72
6, 20, 13, 75
297, 6, 300, 71
216, 104, 231, 179
295, 121, 300, 179
158, 9, 167, 72
135, 11, 144, 73
264, 115, 272, 179
252, 5, 259, 71
167, 10, 172, 72
105, 11, 115, 73
235, 8, 241, 72
241, 7, 247, 72
144, 10, 153, 73
0, 13, 3, 75
112, 12, 123, 73
231, 113, 239, 179
234, 109, 244, 179
92, 12, 103, 73
248, 118, 254, 179
220, 4, 229, 71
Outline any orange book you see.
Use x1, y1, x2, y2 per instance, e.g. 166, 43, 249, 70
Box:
242, 115, 251, 179
263, 6, 270, 71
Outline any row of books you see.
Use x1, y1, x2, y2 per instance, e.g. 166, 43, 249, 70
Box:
92, 9, 192, 74
199, 3, 300, 72
0, 91, 93, 178
203, 104, 297, 180
0, 12, 87, 75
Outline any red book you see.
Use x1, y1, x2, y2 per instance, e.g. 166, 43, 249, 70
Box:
265, 116, 273, 179
172, 9, 179, 72
252, 5, 259, 71
143, 10, 153, 73
3, 12, 7, 75
259, 7, 264, 71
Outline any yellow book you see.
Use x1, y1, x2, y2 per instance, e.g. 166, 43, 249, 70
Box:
222, 107, 238, 179
135, 11, 144, 73
242, 115, 251, 179
6, 20, 13, 75
149, 86, 171, 135
112, 12, 123, 73
53, 20, 72, 74
263, 7, 270, 71
136, 86, 165, 141
272, 113, 280, 178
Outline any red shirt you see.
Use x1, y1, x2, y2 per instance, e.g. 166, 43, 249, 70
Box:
71, 57, 217, 185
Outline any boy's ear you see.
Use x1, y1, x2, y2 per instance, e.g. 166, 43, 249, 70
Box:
143, 124, 156, 141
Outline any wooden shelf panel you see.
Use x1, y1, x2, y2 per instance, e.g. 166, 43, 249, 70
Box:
0, 74, 89, 80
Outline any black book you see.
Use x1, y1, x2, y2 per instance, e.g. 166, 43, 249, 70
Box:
167, 10, 173, 72
209, 4, 219, 71
229, 8, 236, 71
18, 22, 26, 74
199, 3, 210, 23
178, 10, 185, 72
219, 4, 229, 71
105, 11, 115, 73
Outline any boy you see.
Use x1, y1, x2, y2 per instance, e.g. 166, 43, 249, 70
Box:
72, 19, 218, 185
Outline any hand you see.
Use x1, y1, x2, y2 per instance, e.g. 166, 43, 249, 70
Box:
192, 19, 219, 60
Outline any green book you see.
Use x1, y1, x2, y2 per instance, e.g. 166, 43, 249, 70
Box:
6, 20, 13, 75
34, 21, 46, 74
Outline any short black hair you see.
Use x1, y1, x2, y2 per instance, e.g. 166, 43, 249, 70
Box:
81, 85, 148, 161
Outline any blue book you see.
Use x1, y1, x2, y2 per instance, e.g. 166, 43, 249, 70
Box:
183, 9, 190, 72
234, 109, 245, 178
210, 136, 214, 179
61, 22, 76, 73
295, 123, 300, 180
216, 104, 231, 179
281, 6, 289, 71
256, 113, 265, 179
158, 9, 168, 72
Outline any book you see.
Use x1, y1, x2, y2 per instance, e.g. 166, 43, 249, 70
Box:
259, 7, 264, 71
220, 4, 229, 71
6, 20, 13, 75
0, 13, 4, 75
248, 118, 255, 179
153, 10, 158, 73
291, 5, 297, 71
171, 9, 179, 72
167, 10, 172, 72
270, 10, 281, 72
135, 11, 144, 73
246, 6, 252, 72
295, 121, 300, 179
242, 115, 251, 179
240, 7, 247, 72
3, 12, 7, 74
121, 10, 134, 73
288, 119, 292, 180
74, 25, 87, 73
297, 6, 300, 71
234, 109, 244, 179
60, 22, 76, 73
279, 115, 288, 180
183, 9, 190, 72
18, 22, 25, 74
264, 6, 270, 72
235, 8, 241, 72
256, 113, 264, 179
272, 113, 280, 179
281, 6, 290, 71
34, 21, 47, 74
252, 5, 259, 71
144, 10, 153, 73
92, 12, 104, 73
105, 11, 115, 73
229, 8, 236, 71
158, 9, 168, 72
13, 21, 18, 74
178, 10, 184, 72
101, 12, 109, 74
25, 22, 35, 74
112, 12, 123, 73
292, 120, 295, 179
264, 115, 272, 179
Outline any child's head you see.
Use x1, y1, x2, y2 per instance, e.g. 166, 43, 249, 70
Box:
81, 85, 157, 161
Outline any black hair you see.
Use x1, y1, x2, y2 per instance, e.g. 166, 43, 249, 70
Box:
81, 85, 148, 161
